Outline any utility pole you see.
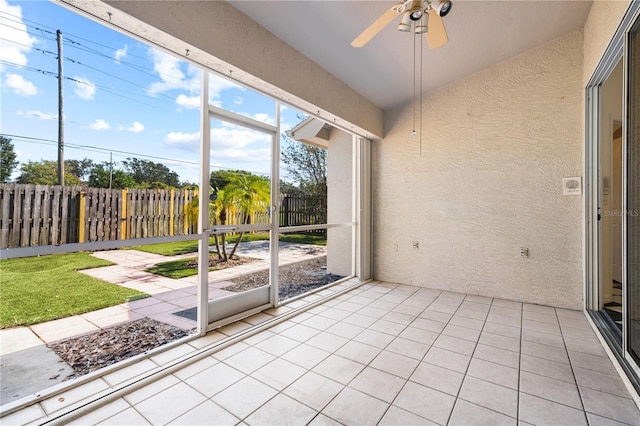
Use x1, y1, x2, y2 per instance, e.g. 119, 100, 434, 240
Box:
57, 29, 64, 186
109, 152, 113, 190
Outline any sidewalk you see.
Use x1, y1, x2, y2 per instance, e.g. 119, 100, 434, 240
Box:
0, 241, 326, 405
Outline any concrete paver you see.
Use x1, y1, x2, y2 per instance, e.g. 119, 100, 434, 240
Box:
0, 241, 327, 407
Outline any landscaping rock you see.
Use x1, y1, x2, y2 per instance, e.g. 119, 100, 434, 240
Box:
48, 318, 192, 380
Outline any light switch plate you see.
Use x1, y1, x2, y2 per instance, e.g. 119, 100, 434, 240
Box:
563, 177, 582, 196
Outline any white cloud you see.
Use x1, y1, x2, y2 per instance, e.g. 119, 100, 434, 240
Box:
126, 121, 144, 133
0, 0, 37, 69
74, 77, 96, 100
147, 49, 191, 95
212, 127, 270, 148
89, 119, 110, 131
147, 48, 241, 109
17, 110, 57, 120
211, 148, 271, 163
176, 94, 200, 109
4, 73, 37, 96
114, 44, 128, 62
250, 113, 276, 125
165, 131, 199, 150
164, 125, 270, 153
233, 96, 243, 105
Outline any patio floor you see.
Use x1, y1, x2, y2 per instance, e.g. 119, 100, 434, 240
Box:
3, 281, 639, 425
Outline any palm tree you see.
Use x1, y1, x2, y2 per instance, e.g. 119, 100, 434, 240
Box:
211, 188, 238, 260
225, 174, 270, 259
184, 176, 270, 261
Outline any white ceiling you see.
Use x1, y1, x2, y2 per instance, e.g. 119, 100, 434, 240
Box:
228, 0, 593, 110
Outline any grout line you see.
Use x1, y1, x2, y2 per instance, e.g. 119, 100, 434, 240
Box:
517, 301, 524, 422
555, 307, 590, 425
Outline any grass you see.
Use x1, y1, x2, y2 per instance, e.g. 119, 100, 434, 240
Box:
130, 232, 326, 256
0, 253, 147, 328
146, 233, 327, 279
146, 258, 199, 279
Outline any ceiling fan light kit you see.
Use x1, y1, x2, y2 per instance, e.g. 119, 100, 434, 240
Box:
351, 0, 453, 155
351, 0, 452, 49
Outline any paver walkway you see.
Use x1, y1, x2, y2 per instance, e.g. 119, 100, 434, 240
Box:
0, 241, 326, 405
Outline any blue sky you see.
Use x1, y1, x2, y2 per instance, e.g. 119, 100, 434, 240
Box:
0, 0, 303, 184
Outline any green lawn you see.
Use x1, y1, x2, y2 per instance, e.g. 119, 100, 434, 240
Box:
130, 232, 326, 256
0, 253, 147, 328
146, 258, 199, 279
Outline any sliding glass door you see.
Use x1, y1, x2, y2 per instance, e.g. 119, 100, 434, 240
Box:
586, 2, 640, 388
627, 16, 640, 367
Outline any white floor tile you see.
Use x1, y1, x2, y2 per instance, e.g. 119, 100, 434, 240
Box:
322, 387, 389, 425
281, 343, 331, 369
134, 382, 207, 425
312, 354, 365, 385
334, 340, 381, 364
212, 376, 278, 420
393, 381, 456, 424
171, 400, 239, 425
423, 347, 471, 374
370, 350, 419, 379
410, 361, 465, 396
449, 399, 517, 426
245, 393, 317, 426
349, 367, 406, 403
251, 358, 307, 390
378, 406, 438, 426
459, 376, 518, 418
183, 362, 245, 397
283, 371, 344, 411
518, 393, 587, 426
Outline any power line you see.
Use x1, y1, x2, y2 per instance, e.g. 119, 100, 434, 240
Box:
1, 59, 175, 111
1, 133, 272, 177
0, 10, 193, 87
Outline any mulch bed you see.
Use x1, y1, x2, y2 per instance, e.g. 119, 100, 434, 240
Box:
185, 255, 258, 269
222, 256, 344, 300
48, 318, 192, 380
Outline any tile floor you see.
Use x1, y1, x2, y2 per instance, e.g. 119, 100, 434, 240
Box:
3, 281, 640, 425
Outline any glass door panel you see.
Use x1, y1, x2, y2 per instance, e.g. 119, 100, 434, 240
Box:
277, 125, 355, 302
627, 17, 640, 365
206, 114, 275, 324
278, 229, 352, 302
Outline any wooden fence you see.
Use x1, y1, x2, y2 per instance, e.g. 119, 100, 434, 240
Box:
0, 185, 328, 249
0, 184, 197, 248
280, 194, 327, 235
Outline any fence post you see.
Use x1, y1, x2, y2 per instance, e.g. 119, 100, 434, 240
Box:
169, 188, 175, 236
78, 190, 86, 243
121, 189, 128, 240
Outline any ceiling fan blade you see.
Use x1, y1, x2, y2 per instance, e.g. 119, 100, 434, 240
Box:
426, 9, 448, 49
351, 4, 402, 48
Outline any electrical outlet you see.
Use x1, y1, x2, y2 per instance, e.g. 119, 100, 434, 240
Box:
413, 241, 419, 249
520, 247, 529, 257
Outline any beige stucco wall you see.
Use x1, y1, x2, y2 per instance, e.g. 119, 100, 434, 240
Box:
327, 129, 353, 277
373, 30, 584, 308
583, 0, 631, 86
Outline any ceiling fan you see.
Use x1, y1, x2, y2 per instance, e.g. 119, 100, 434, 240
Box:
351, 0, 452, 49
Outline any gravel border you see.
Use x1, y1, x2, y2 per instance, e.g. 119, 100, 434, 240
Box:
222, 256, 344, 300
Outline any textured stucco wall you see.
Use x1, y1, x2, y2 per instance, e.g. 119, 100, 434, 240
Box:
327, 129, 354, 277
373, 30, 584, 309
583, 0, 631, 86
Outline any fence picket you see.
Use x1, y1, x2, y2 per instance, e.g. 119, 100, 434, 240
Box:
0, 185, 324, 248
